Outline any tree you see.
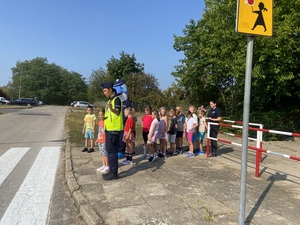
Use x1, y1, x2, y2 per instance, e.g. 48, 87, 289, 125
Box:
125, 73, 163, 110
88, 67, 109, 102
250, 0, 300, 111
10, 57, 87, 105
106, 51, 144, 80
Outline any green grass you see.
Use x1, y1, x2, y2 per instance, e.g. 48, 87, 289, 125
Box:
0, 105, 29, 109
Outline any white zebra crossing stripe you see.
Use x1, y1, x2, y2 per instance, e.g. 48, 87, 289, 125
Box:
0, 148, 30, 186
0, 146, 61, 225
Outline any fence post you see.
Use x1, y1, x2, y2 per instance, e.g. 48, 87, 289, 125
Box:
259, 124, 263, 162
206, 123, 210, 157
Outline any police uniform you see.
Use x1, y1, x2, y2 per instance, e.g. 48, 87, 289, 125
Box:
101, 82, 123, 180
207, 107, 221, 156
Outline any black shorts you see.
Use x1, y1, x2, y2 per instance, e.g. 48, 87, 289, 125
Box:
176, 131, 183, 138
142, 132, 149, 142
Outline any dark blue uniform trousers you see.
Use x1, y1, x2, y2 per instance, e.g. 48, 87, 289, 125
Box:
105, 131, 121, 175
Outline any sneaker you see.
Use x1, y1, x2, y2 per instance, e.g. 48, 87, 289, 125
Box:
179, 149, 183, 154
148, 157, 153, 162
122, 159, 129, 164
82, 147, 88, 152
148, 156, 156, 162
187, 153, 195, 158
158, 153, 167, 159
197, 151, 205, 155
101, 166, 109, 173
97, 166, 105, 172
195, 149, 200, 155
184, 151, 191, 156
122, 160, 132, 165
157, 153, 165, 158
87, 148, 94, 153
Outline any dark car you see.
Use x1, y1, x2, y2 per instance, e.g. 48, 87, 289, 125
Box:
10, 98, 37, 106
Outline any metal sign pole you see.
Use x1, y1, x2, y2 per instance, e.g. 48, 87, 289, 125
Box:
239, 35, 254, 225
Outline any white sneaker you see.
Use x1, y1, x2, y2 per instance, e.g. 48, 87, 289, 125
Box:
101, 166, 109, 173
122, 160, 132, 165
122, 159, 129, 164
97, 166, 105, 172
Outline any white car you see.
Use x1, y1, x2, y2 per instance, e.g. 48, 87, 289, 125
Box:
0, 97, 10, 105
73, 101, 94, 108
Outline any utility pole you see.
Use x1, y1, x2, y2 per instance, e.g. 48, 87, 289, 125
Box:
16, 60, 23, 99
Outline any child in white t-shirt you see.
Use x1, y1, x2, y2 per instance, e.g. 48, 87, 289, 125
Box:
147, 110, 160, 162
184, 110, 198, 158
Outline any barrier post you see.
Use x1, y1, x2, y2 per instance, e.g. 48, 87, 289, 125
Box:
206, 123, 210, 157
255, 150, 260, 178
259, 124, 263, 162
255, 124, 263, 178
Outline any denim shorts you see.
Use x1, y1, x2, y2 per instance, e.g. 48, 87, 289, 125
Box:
84, 129, 94, 139
168, 134, 176, 143
198, 131, 205, 140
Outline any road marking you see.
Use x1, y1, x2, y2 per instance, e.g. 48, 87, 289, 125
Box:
0, 147, 30, 186
0, 146, 61, 225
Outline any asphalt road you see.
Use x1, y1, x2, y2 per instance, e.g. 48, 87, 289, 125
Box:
0, 106, 84, 225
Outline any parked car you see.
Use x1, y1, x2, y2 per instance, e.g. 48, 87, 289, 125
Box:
0, 97, 10, 105
10, 98, 37, 106
71, 101, 78, 107
73, 101, 94, 108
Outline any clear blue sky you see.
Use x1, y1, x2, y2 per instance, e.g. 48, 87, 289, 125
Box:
0, 0, 204, 90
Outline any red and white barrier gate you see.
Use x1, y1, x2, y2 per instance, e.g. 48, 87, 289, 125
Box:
206, 121, 300, 178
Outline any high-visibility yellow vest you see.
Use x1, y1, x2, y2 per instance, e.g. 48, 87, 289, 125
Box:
105, 96, 123, 131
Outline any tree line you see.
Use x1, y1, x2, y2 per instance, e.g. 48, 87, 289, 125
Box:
4, 53, 174, 110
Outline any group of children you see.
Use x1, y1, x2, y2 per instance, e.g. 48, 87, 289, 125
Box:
81, 104, 208, 172
141, 105, 208, 162
81, 105, 137, 172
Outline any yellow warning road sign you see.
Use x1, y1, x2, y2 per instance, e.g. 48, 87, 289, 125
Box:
236, 0, 273, 37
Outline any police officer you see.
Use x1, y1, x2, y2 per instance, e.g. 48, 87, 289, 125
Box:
207, 100, 222, 157
101, 82, 123, 180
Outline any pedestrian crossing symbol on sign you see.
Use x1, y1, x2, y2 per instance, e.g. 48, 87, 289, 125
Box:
236, 0, 273, 37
